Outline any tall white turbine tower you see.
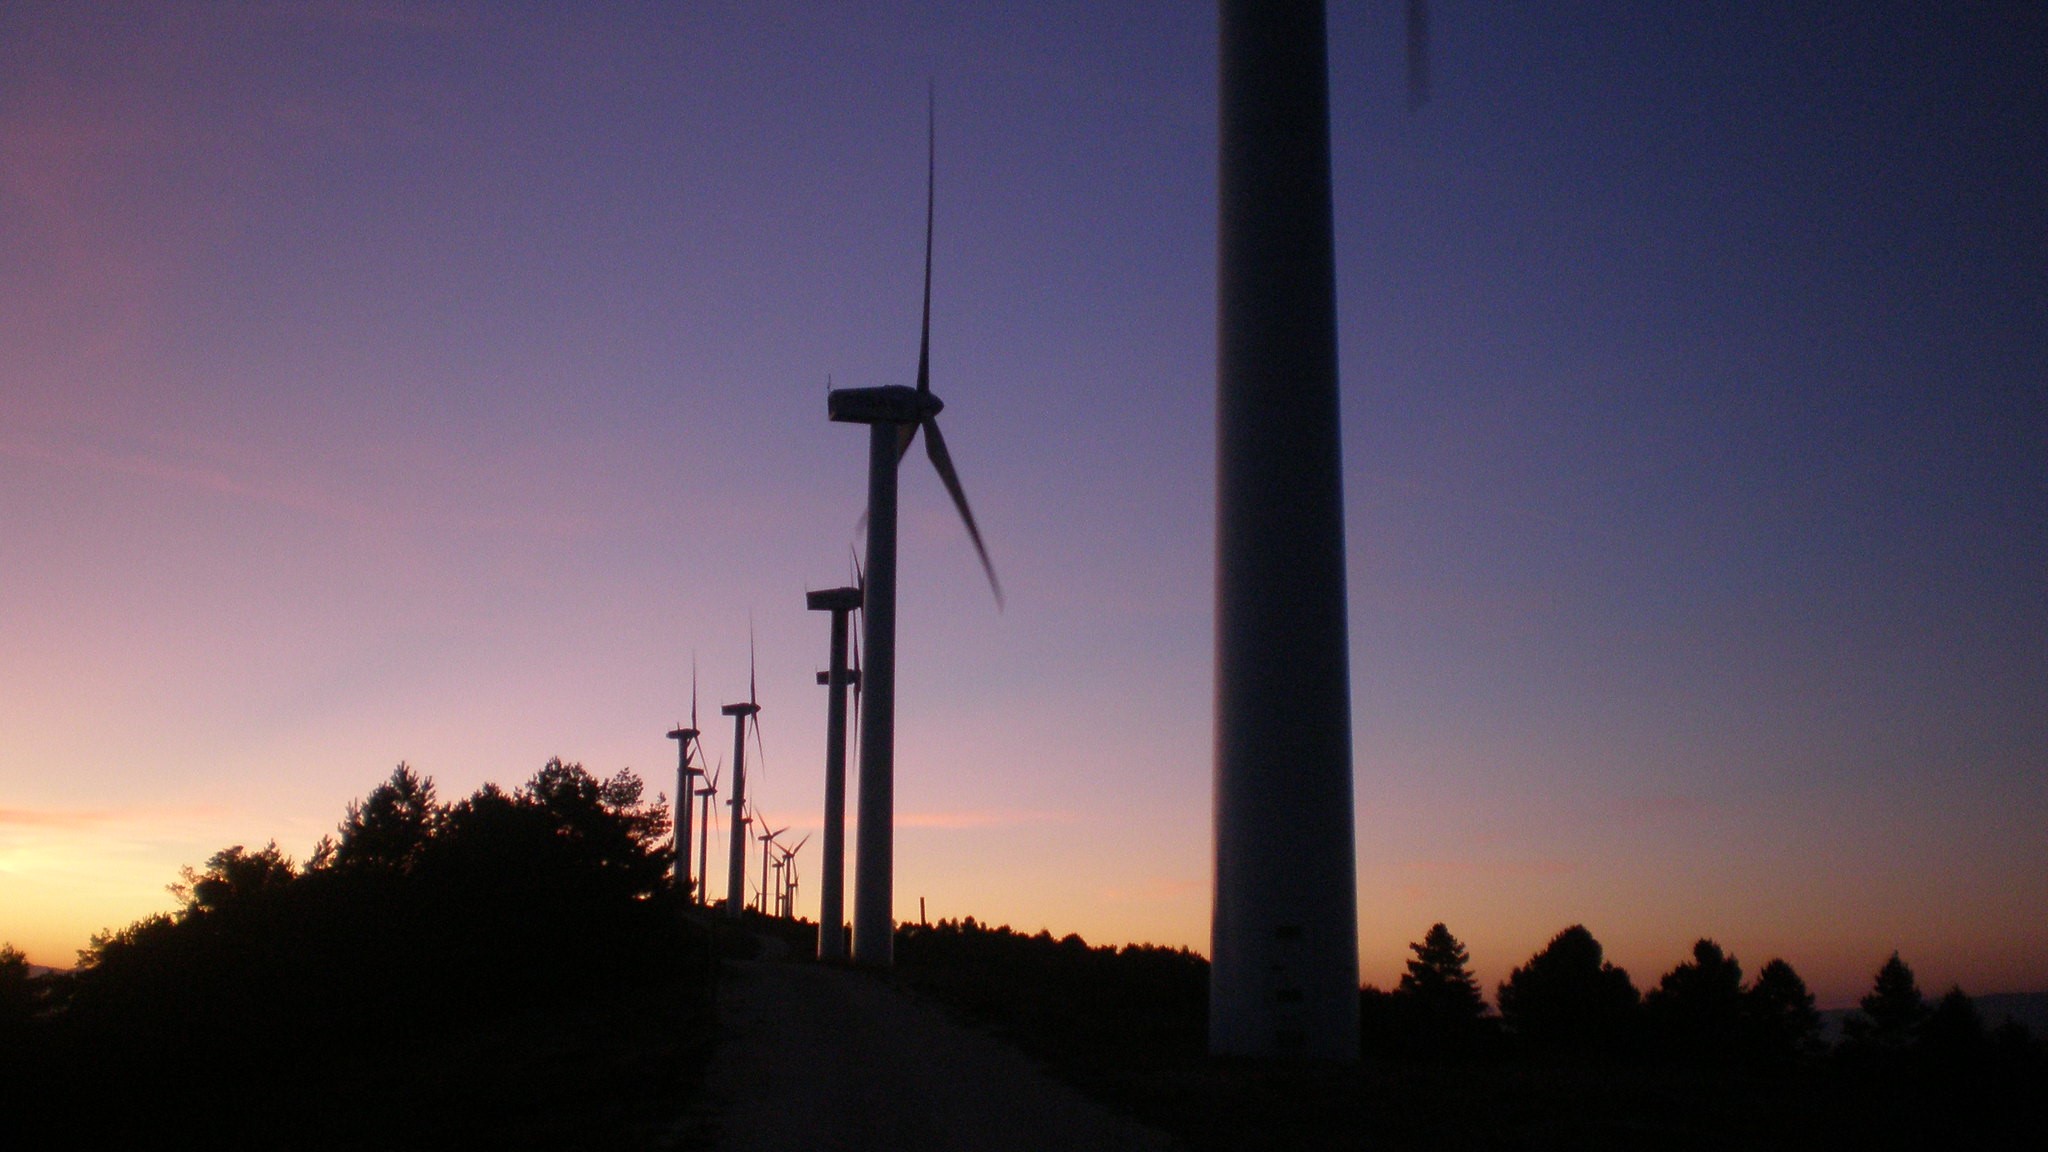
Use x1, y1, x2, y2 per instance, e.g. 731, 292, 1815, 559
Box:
807, 583, 862, 958
667, 666, 702, 898
667, 720, 700, 894
721, 699, 757, 917
695, 759, 721, 905
721, 649, 763, 918
829, 94, 1002, 967
1211, 0, 1359, 1059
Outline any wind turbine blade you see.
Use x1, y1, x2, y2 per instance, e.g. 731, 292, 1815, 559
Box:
749, 619, 758, 706
921, 416, 1004, 608
849, 544, 864, 595
917, 82, 934, 396
791, 833, 811, 854
691, 652, 699, 732
895, 421, 919, 463
849, 612, 863, 773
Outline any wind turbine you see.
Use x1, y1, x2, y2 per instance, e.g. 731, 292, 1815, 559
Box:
755, 809, 785, 916
828, 91, 1003, 968
695, 758, 721, 906
779, 833, 811, 920
667, 660, 703, 899
721, 637, 764, 918
1210, 0, 1427, 1060
806, 565, 862, 957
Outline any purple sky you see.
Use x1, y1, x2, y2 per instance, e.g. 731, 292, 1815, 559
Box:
3, 1, 2044, 1005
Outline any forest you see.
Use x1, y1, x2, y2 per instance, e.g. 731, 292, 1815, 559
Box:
4, 764, 2044, 1149
887, 917, 2044, 1149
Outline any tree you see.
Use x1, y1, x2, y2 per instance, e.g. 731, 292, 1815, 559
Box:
429, 759, 672, 900
1497, 925, 1640, 1057
1746, 957, 1820, 1060
1397, 922, 1486, 1021
0, 943, 33, 1031
21, 774, 714, 1148
324, 762, 441, 873
1917, 986, 1985, 1058
1645, 939, 1746, 1062
168, 842, 295, 915
1844, 951, 1926, 1051
1374, 923, 1490, 1060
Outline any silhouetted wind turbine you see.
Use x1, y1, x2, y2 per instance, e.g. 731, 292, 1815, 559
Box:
1210, 0, 1426, 1060
667, 660, 703, 899
721, 639, 763, 918
695, 757, 721, 905
778, 833, 809, 920
828, 92, 1002, 968
806, 569, 862, 957
755, 810, 785, 916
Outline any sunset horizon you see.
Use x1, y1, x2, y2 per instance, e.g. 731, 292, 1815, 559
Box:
5, 1, 2044, 1024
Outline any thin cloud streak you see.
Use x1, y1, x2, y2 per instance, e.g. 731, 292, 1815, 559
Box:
0, 803, 234, 834
1396, 857, 1582, 879
0, 434, 377, 527
0, 807, 116, 831
897, 808, 1078, 830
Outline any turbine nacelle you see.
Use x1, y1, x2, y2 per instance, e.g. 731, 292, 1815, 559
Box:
667, 727, 699, 743
828, 384, 943, 426
805, 586, 863, 613
720, 702, 760, 718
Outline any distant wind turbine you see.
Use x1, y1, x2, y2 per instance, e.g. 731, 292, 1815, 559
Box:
755, 809, 785, 916
667, 659, 703, 900
695, 757, 721, 905
778, 833, 810, 920
828, 90, 1003, 968
721, 636, 764, 918
806, 570, 862, 957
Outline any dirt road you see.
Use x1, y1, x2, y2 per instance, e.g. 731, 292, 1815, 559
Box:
696, 959, 1181, 1151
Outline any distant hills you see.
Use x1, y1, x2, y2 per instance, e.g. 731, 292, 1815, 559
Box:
1977, 992, 2048, 1035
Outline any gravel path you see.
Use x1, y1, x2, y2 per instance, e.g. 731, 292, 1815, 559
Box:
699, 959, 1181, 1152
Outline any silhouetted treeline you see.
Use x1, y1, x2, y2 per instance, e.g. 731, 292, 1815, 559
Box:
895, 916, 1209, 1071
890, 917, 2044, 1150
1, 761, 713, 1150
1359, 923, 2040, 1073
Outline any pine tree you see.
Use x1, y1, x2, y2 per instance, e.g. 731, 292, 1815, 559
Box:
1917, 985, 1985, 1057
1860, 952, 1926, 1044
1396, 922, 1485, 1022
1843, 951, 1926, 1054
1746, 957, 1819, 1059
326, 762, 442, 874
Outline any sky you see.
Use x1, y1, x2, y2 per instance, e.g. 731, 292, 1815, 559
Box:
2, 1, 2043, 1008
